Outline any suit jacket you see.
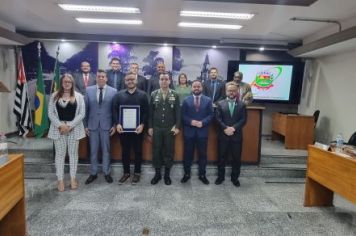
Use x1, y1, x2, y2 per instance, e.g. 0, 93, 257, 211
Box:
238, 81, 253, 105
47, 91, 86, 140
107, 69, 126, 91
202, 79, 226, 104
73, 72, 96, 95
215, 99, 247, 142
181, 95, 213, 138
84, 85, 117, 131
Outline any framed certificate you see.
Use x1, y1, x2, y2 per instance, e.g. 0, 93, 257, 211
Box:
119, 105, 140, 132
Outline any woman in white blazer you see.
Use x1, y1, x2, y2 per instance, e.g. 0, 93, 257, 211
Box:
48, 73, 86, 192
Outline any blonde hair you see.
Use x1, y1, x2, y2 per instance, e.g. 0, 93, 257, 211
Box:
54, 73, 76, 102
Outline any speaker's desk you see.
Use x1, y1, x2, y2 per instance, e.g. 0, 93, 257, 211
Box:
304, 145, 356, 207
272, 112, 314, 149
0, 154, 26, 236
79, 106, 264, 165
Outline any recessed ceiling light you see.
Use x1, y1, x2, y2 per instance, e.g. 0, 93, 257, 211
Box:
163, 43, 168, 47
61, 39, 66, 42
58, 4, 140, 13
180, 11, 254, 20
212, 45, 217, 49
76, 18, 142, 25
178, 22, 242, 30
259, 47, 265, 51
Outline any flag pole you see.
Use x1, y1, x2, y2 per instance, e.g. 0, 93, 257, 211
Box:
51, 45, 60, 93
37, 42, 41, 57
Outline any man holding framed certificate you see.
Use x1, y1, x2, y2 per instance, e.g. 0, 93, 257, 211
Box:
113, 72, 149, 184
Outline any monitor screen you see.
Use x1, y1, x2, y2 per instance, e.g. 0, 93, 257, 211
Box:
238, 63, 294, 102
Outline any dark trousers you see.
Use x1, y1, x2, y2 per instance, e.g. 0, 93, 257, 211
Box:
120, 133, 143, 174
183, 136, 208, 176
218, 138, 242, 180
152, 127, 175, 169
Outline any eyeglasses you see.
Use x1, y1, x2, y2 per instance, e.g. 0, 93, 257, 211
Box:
63, 81, 73, 84
234, 76, 241, 78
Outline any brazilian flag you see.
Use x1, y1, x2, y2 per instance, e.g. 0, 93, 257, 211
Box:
34, 51, 49, 138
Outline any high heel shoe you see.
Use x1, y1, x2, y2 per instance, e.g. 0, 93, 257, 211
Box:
57, 180, 65, 192
70, 178, 78, 190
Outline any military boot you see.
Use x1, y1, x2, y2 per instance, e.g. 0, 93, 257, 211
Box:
151, 168, 162, 185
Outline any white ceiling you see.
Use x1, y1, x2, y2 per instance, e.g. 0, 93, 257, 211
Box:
1, 0, 356, 45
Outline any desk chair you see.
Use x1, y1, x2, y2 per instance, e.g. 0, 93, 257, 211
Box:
348, 132, 356, 146
313, 110, 320, 128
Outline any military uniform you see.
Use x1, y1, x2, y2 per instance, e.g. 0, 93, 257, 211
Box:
149, 89, 181, 170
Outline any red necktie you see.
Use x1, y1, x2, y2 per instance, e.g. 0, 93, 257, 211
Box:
84, 74, 89, 87
194, 96, 200, 112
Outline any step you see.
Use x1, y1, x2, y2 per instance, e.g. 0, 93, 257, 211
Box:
260, 155, 307, 165
24, 162, 306, 178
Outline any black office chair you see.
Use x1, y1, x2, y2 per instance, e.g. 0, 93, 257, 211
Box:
347, 132, 356, 146
313, 110, 320, 128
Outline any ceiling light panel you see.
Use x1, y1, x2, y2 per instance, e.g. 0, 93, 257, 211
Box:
181, 11, 254, 20
178, 22, 242, 30
76, 18, 142, 25
58, 4, 141, 14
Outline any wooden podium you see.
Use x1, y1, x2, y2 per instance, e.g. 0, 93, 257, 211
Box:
304, 145, 356, 207
0, 154, 26, 236
272, 112, 314, 149
79, 106, 264, 165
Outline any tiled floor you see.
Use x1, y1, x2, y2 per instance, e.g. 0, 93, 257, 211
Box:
11, 136, 356, 235
24, 173, 356, 236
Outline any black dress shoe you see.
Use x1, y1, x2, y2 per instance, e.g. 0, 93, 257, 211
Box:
164, 176, 172, 185
232, 179, 240, 187
104, 175, 113, 183
215, 177, 225, 185
151, 174, 162, 185
85, 175, 97, 185
180, 174, 191, 183
199, 175, 210, 185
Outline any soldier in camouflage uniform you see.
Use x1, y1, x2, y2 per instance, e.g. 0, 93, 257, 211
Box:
148, 73, 181, 185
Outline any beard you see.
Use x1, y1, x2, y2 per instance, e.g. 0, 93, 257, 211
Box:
193, 90, 202, 96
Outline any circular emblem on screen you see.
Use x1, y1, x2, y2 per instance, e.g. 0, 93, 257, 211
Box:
252, 66, 282, 90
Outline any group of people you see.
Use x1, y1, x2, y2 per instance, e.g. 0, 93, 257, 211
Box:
47, 58, 253, 192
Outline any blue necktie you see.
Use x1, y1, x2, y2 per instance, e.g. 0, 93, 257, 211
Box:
113, 73, 118, 89
211, 81, 217, 101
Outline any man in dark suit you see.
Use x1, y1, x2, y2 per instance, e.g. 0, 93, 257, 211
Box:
202, 67, 225, 107
106, 57, 126, 91
84, 69, 117, 185
181, 80, 214, 185
126, 62, 147, 92
215, 82, 247, 187
73, 60, 96, 95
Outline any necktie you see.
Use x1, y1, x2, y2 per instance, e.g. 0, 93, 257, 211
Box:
84, 74, 89, 87
228, 101, 235, 116
211, 81, 217, 101
99, 88, 103, 105
113, 72, 118, 89
194, 96, 200, 112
